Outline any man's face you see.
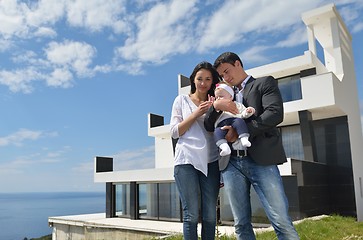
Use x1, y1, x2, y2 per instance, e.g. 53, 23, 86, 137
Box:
216, 61, 243, 87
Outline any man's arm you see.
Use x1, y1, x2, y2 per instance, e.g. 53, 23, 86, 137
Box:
246, 76, 284, 137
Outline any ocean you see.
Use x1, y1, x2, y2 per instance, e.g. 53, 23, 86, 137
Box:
0, 192, 104, 240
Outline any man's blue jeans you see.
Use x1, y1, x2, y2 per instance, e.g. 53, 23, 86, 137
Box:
221, 156, 300, 240
174, 161, 220, 240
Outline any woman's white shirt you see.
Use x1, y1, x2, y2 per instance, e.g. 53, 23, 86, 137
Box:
170, 94, 219, 176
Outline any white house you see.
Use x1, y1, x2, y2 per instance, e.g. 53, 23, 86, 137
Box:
94, 3, 363, 223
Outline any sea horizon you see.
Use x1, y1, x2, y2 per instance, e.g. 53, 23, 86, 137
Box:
0, 191, 105, 240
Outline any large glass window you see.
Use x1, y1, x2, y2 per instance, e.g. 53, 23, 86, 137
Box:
278, 75, 302, 102
138, 182, 180, 221
281, 125, 304, 160
115, 184, 131, 217
158, 183, 180, 221
139, 183, 158, 219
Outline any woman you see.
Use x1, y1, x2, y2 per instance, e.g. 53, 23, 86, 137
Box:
170, 61, 221, 239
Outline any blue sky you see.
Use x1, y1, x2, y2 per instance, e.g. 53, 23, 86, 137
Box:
1, 0, 362, 193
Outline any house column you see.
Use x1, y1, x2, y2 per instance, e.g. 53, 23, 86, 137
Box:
130, 181, 138, 220
106, 183, 115, 218
298, 110, 317, 162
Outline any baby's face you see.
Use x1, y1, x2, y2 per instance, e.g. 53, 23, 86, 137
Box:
215, 88, 232, 100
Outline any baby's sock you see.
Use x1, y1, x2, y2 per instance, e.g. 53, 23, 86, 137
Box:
240, 136, 251, 147
219, 142, 231, 156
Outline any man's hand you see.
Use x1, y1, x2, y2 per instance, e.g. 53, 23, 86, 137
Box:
214, 98, 238, 114
221, 126, 238, 142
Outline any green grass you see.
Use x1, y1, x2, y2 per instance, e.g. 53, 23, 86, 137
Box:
29, 235, 51, 240
158, 215, 363, 240
30, 234, 52, 240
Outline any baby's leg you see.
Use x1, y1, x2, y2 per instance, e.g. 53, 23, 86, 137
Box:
240, 135, 251, 147
218, 142, 231, 156
214, 127, 231, 156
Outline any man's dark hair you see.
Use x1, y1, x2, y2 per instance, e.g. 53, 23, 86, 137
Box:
213, 52, 244, 69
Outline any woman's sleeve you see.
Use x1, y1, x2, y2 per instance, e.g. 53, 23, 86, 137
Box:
170, 96, 182, 139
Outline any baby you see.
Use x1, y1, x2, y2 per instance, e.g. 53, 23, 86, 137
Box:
214, 83, 255, 156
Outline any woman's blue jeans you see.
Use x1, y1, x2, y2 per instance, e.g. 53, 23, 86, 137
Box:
221, 156, 300, 240
174, 161, 220, 240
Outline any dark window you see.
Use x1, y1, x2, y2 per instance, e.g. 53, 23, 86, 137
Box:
313, 116, 352, 167
278, 74, 302, 102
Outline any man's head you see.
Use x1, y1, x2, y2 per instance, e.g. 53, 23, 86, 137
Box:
214, 52, 247, 88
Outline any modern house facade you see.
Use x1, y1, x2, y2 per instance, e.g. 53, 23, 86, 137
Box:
94, 3, 363, 224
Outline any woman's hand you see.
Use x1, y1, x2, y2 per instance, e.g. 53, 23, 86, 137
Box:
193, 100, 213, 118
208, 94, 215, 103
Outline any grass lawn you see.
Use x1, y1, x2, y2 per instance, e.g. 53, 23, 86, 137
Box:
159, 215, 363, 240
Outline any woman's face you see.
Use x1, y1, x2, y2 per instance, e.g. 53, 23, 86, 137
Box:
194, 69, 213, 94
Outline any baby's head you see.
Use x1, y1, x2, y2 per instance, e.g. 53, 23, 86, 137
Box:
215, 83, 234, 100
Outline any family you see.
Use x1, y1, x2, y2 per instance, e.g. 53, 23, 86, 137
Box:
170, 52, 300, 240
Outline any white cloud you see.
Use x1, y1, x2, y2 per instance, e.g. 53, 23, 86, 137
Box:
240, 26, 308, 65
0, 67, 42, 93
33, 26, 57, 38
352, 22, 363, 33
198, 0, 323, 52
113, 145, 155, 170
240, 46, 270, 65
276, 26, 307, 48
25, 0, 65, 26
47, 67, 73, 87
72, 161, 94, 173
0, 39, 13, 52
1, 0, 363, 93
0, 129, 56, 147
0, 40, 97, 93
0, 147, 68, 177
0, 0, 28, 38
115, 0, 197, 64
0, 0, 128, 39
71, 146, 155, 175
45, 40, 97, 77
114, 61, 144, 75
336, 1, 363, 34
65, 0, 128, 33
0, 0, 63, 40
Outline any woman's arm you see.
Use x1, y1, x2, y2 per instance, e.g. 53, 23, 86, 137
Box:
170, 96, 212, 138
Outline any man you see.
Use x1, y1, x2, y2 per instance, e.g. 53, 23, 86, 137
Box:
204, 52, 300, 240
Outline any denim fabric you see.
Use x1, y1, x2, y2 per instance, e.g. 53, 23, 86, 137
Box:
221, 156, 300, 240
174, 161, 220, 240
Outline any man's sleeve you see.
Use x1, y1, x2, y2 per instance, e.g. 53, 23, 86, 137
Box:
204, 105, 222, 132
